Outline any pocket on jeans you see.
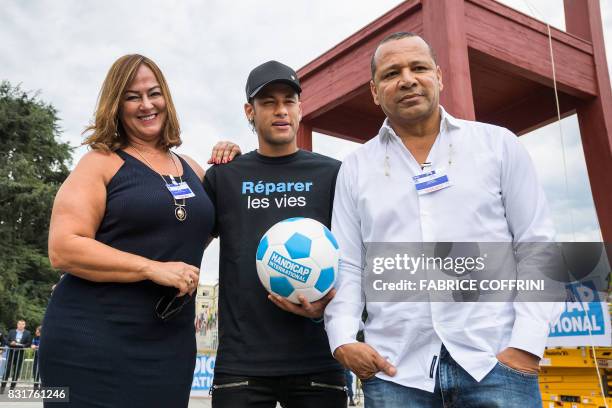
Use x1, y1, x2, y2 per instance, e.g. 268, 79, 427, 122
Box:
212, 374, 251, 390
309, 371, 347, 392
496, 361, 539, 379
360, 375, 381, 385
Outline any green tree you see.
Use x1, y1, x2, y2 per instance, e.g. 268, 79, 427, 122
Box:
0, 81, 72, 334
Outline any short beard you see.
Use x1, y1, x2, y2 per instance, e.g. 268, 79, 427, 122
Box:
386, 98, 438, 126
259, 130, 296, 146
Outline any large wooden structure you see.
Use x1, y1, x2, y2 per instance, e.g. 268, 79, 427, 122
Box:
296, 0, 612, 241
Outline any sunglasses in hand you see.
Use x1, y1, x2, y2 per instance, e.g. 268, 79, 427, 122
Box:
154, 291, 194, 321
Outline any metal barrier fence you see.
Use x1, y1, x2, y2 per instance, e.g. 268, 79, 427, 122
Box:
1, 328, 218, 393
0, 346, 40, 393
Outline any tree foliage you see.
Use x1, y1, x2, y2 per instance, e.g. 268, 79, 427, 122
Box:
0, 81, 72, 334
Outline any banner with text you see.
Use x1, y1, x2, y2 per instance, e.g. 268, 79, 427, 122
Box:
191, 353, 216, 397
547, 281, 611, 347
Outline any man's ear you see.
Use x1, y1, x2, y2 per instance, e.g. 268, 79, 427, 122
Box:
244, 102, 254, 121
436, 66, 444, 93
370, 80, 380, 106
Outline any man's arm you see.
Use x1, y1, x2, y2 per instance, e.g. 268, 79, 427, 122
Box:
498, 129, 564, 371
8, 330, 17, 346
202, 165, 219, 238
23, 331, 32, 348
324, 157, 396, 379
325, 158, 364, 350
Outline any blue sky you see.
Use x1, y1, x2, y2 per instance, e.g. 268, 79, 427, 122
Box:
1, 0, 609, 283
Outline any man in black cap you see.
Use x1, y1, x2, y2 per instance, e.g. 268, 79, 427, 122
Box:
203, 61, 346, 407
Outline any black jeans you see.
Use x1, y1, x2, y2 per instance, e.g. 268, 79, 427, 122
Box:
211, 370, 347, 408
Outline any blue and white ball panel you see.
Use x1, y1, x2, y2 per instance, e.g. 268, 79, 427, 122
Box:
323, 226, 339, 250
293, 218, 328, 239
256, 265, 325, 304
262, 223, 296, 246
314, 267, 335, 293
308, 236, 339, 269
284, 232, 312, 260
266, 218, 325, 247
263, 218, 328, 244
269, 275, 295, 298
256, 235, 269, 261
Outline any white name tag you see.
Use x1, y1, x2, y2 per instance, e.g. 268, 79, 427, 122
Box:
412, 168, 451, 195
166, 181, 196, 199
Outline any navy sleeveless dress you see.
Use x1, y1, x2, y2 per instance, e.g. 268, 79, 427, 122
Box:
39, 150, 214, 407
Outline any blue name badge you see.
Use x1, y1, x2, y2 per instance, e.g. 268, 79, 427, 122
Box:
165, 181, 196, 199
412, 168, 451, 195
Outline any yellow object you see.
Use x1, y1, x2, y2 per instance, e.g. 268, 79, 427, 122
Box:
580, 395, 612, 406
542, 393, 611, 408
539, 347, 611, 408
540, 348, 594, 368
540, 385, 602, 397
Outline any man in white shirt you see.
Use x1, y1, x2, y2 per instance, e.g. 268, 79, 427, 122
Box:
324, 32, 562, 407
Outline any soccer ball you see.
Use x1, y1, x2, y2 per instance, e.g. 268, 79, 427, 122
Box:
256, 217, 339, 304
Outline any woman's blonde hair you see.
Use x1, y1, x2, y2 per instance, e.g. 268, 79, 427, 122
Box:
83, 54, 181, 151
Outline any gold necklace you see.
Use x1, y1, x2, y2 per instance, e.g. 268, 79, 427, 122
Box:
131, 146, 187, 221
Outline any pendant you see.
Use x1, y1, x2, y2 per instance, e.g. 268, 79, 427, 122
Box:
175, 205, 187, 221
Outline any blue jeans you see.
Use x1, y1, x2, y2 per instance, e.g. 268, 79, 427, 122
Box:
345, 369, 354, 398
363, 345, 541, 408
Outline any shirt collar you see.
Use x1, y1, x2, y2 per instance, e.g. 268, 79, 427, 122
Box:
379, 106, 461, 142
440, 106, 462, 130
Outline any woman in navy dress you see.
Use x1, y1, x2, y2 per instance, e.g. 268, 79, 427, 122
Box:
40, 54, 234, 407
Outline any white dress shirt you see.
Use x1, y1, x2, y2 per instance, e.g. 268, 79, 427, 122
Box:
325, 107, 563, 392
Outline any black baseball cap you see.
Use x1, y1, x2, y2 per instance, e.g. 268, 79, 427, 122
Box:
246, 60, 301, 101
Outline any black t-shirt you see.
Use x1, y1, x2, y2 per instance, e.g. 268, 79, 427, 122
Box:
203, 149, 342, 376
